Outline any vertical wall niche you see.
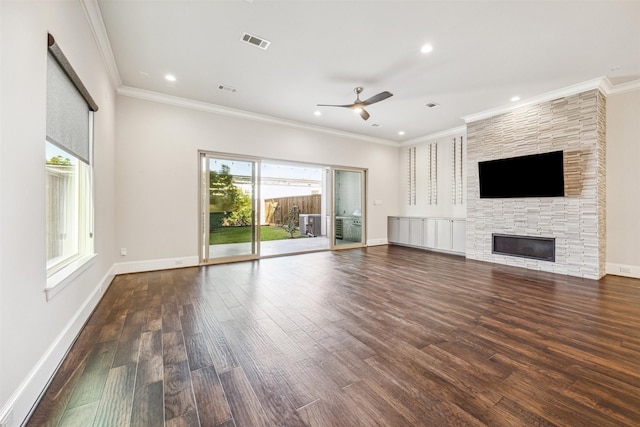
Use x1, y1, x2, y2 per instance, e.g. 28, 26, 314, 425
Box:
466, 89, 606, 279
407, 146, 417, 205
451, 137, 464, 205
427, 143, 438, 205
399, 132, 466, 219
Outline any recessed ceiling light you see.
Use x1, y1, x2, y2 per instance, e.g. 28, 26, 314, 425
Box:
610, 65, 622, 71
510, 96, 520, 102
420, 44, 434, 54
139, 71, 149, 77
313, 110, 322, 116
398, 131, 406, 136
425, 102, 439, 108
165, 74, 176, 82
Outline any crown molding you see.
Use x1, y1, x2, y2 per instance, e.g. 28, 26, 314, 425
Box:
80, 2, 640, 145
607, 78, 640, 95
463, 77, 611, 124
598, 76, 614, 95
400, 125, 467, 147
117, 86, 399, 147
81, 0, 122, 88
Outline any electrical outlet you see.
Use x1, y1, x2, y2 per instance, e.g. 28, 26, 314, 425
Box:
120, 248, 127, 256
620, 266, 632, 274
175, 259, 184, 266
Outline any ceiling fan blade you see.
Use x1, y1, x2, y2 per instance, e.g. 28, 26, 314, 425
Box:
362, 91, 393, 106
317, 103, 357, 108
318, 88, 389, 120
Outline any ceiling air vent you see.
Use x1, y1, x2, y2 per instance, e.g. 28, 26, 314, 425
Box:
241, 32, 270, 50
218, 85, 237, 93
425, 102, 440, 108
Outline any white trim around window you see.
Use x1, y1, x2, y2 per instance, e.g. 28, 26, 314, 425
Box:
45, 253, 98, 301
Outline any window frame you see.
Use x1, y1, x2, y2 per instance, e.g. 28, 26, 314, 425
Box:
45, 34, 98, 299
45, 139, 94, 275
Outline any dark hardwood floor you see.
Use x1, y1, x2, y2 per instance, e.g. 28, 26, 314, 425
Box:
27, 245, 640, 426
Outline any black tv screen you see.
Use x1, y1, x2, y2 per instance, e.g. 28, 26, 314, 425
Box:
478, 151, 564, 198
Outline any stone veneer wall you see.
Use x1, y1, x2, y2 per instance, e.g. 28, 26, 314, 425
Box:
466, 89, 606, 279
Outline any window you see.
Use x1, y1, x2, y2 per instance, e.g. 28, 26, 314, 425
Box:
46, 34, 98, 289
45, 142, 92, 273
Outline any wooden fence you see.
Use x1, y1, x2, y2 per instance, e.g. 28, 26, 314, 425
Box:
264, 194, 321, 225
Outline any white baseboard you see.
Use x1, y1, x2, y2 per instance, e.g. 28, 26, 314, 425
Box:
0, 266, 115, 427
606, 262, 640, 279
1, 256, 202, 426
367, 238, 388, 246
388, 242, 466, 257
113, 255, 200, 275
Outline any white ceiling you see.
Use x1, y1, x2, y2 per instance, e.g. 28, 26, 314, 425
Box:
96, 0, 640, 144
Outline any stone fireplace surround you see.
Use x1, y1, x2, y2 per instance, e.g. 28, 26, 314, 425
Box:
465, 89, 606, 279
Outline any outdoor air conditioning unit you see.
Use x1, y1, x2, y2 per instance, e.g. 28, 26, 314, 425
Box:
299, 214, 322, 237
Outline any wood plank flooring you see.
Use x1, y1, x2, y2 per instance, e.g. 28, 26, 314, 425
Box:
27, 246, 640, 426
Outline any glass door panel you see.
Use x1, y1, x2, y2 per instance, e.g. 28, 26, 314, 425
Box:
201, 155, 259, 263
260, 162, 330, 256
332, 168, 365, 248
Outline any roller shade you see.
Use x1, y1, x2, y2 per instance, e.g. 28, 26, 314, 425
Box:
46, 34, 98, 165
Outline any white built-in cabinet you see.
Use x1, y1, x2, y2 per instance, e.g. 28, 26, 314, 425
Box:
409, 218, 423, 246
388, 216, 466, 255
451, 220, 466, 253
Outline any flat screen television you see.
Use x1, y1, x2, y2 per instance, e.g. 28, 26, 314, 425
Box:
478, 150, 564, 198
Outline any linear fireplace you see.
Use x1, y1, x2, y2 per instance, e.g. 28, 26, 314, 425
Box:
492, 234, 555, 262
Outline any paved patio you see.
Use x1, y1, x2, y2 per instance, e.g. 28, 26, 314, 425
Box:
209, 235, 331, 259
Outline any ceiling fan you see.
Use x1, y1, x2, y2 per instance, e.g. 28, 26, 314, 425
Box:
317, 87, 393, 121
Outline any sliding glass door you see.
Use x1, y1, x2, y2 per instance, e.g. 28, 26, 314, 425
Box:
200, 154, 259, 263
199, 153, 365, 262
332, 168, 366, 249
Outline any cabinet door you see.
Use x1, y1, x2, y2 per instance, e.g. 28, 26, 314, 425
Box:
452, 220, 466, 253
397, 218, 410, 245
388, 217, 399, 243
409, 218, 424, 246
425, 219, 437, 248
436, 219, 452, 250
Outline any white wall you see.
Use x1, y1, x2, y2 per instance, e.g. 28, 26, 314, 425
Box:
398, 130, 467, 219
114, 95, 400, 266
606, 87, 640, 277
0, 2, 116, 425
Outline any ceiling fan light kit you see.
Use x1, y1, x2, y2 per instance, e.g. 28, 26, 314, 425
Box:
317, 87, 393, 121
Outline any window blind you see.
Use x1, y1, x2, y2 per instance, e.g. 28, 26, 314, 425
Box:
46, 34, 98, 165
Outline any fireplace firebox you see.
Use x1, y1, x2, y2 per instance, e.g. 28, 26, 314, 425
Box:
492, 234, 555, 262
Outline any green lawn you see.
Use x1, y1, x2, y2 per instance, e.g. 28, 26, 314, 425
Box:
209, 225, 302, 244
